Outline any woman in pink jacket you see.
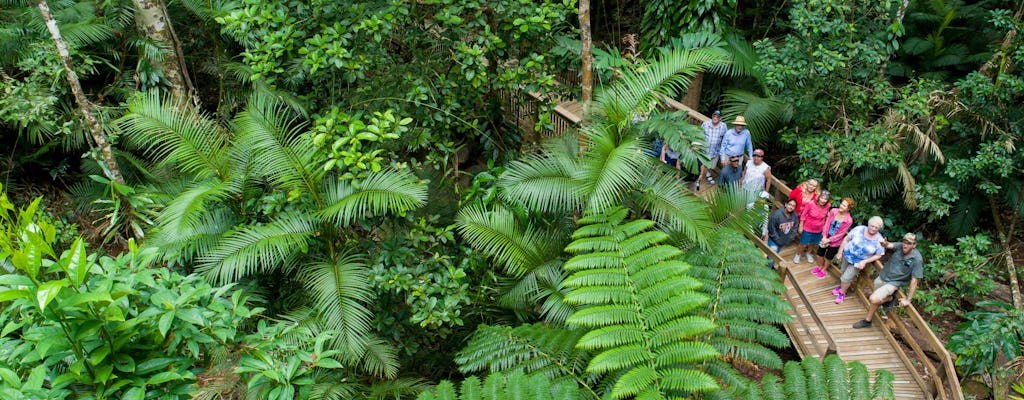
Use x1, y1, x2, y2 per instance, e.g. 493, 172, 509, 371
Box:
794, 191, 831, 264
812, 197, 855, 278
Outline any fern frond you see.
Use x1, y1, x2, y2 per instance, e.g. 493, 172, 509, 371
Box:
825, 354, 848, 400
709, 337, 782, 370
197, 213, 315, 283
562, 206, 720, 397
849, 361, 870, 400
297, 255, 374, 364
318, 170, 427, 226
456, 324, 592, 387
871, 368, 896, 400
782, 361, 808, 400
802, 357, 826, 400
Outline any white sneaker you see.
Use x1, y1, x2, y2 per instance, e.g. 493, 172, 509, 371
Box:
806, 252, 814, 261
793, 253, 802, 263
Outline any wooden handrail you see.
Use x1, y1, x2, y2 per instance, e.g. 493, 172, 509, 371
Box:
852, 260, 965, 400
744, 230, 838, 358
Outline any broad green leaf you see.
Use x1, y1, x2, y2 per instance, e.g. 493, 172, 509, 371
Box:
94, 364, 114, 384
36, 280, 66, 311
105, 305, 126, 322
158, 312, 174, 338
0, 274, 33, 286
62, 291, 113, 308
0, 289, 31, 302
36, 337, 58, 359
147, 371, 183, 385
0, 367, 19, 386
65, 238, 90, 286
25, 364, 46, 391
175, 308, 205, 325
90, 345, 111, 365
122, 386, 145, 400
113, 353, 136, 373
136, 358, 176, 374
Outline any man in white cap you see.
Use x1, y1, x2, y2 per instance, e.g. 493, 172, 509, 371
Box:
698, 110, 728, 189
718, 115, 752, 168
852, 232, 924, 328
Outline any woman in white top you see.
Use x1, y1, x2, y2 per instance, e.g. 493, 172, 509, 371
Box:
741, 148, 772, 193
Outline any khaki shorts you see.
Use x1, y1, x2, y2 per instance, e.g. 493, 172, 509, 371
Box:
869, 277, 899, 304
839, 258, 863, 284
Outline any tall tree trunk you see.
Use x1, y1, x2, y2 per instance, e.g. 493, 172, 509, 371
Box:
579, 0, 592, 150
133, 0, 196, 104
37, 0, 125, 185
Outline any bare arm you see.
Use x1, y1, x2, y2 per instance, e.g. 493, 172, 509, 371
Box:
900, 277, 919, 306
764, 167, 772, 192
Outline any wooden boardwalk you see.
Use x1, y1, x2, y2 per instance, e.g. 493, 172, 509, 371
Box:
775, 244, 927, 399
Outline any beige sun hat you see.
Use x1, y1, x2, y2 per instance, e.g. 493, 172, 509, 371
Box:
733, 116, 747, 126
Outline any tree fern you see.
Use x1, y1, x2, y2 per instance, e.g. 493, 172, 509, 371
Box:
417, 371, 583, 400
745, 355, 890, 400
681, 227, 791, 388
456, 324, 594, 389
562, 206, 720, 398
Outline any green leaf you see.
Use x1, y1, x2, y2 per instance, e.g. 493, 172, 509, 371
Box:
175, 308, 205, 325
122, 386, 145, 400
24, 364, 46, 391
90, 345, 111, 365
158, 312, 175, 338
62, 291, 113, 308
36, 280, 66, 311
146, 371, 183, 385
94, 364, 114, 384
0, 368, 20, 386
105, 305, 126, 322
0, 289, 31, 302
113, 353, 136, 373
65, 238, 90, 286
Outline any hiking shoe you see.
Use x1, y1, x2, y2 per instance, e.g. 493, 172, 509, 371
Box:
852, 319, 872, 329
835, 292, 846, 304
793, 253, 802, 263
707, 175, 716, 185
811, 267, 822, 276
832, 286, 842, 296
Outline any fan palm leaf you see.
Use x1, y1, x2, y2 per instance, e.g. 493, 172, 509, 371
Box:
198, 213, 315, 283
318, 169, 427, 226
118, 92, 231, 179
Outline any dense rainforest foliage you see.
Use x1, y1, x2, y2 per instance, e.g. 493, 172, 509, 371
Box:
1, 0, 1022, 398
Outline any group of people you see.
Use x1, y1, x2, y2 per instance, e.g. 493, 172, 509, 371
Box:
658, 110, 772, 192
651, 109, 925, 330
765, 180, 924, 329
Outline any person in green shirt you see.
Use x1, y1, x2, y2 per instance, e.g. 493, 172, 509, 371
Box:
853, 232, 924, 329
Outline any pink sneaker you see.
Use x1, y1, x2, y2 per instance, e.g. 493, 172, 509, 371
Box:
811, 267, 822, 275
835, 292, 846, 304
832, 286, 842, 296
815, 269, 828, 279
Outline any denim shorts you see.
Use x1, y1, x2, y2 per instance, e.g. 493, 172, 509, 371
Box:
799, 231, 823, 245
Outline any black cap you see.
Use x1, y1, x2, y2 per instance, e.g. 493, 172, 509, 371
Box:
712, 110, 722, 116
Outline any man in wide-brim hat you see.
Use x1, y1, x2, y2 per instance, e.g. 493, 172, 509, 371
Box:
718, 115, 752, 168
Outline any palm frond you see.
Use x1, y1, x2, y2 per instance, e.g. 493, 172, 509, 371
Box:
297, 254, 374, 363
117, 92, 231, 179
455, 205, 556, 277
153, 176, 240, 242
593, 47, 728, 128
359, 335, 400, 379
318, 169, 427, 226
362, 377, 432, 400
197, 213, 315, 283
721, 89, 794, 142
498, 151, 582, 215
562, 206, 720, 397
635, 172, 713, 246
577, 129, 647, 212
641, 112, 708, 172
53, 19, 115, 49
701, 186, 770, 236
232, 93, 318, 193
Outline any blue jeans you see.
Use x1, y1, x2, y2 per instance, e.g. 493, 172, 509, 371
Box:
767, 238, 780, 269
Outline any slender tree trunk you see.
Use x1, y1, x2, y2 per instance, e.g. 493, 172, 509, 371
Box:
579, 0, 592, 150
877, 0, 911, 78
37, 0, 125, 185
681, 72, 703, 110
133, 0, 196, 104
